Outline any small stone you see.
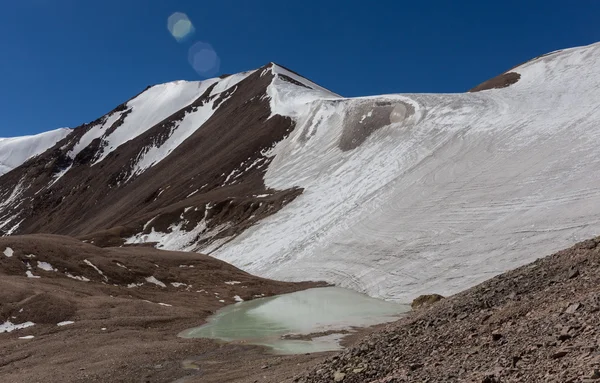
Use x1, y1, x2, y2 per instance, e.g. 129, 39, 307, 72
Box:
411, 294, 445, 310
409, 363, 423, 371
261, 365, 268, 369
511, 355, 521, 367
568, 269, 580, 279
551, 350, 569, 359
565, 303, 581, 314
492, 331, 503, 341
558, 333, 572, 341
482, 374, 500, 383
352, 368, 364, 373
590, 369, 600, 380
333, 371, 346, 382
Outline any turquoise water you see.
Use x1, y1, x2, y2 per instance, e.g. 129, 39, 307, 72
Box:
179, 287, 409, 354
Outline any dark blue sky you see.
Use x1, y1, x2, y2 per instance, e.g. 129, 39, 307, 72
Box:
1, 1, 599, 137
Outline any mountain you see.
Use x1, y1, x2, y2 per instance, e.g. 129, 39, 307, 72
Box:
0, 128, 71, 176
2, 42, 600, 302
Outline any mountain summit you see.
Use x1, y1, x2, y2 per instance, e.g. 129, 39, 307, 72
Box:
2, 43, 600, 301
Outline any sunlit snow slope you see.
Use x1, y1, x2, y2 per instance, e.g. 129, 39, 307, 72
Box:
210, 42, 600, 301
0, 128, 71, 175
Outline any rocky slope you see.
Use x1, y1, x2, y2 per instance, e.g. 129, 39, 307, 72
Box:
299, 237, 600, 383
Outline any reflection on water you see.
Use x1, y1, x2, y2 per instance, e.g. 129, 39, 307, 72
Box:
179, 287, 409, 354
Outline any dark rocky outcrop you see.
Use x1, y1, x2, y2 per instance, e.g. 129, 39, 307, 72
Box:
470, 72, 521, 92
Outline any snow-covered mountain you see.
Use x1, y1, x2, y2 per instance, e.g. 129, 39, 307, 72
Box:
2, 42, 600, 302
0, 128, 71, 176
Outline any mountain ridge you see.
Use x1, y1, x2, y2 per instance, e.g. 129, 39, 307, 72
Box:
2, 42, 600, 302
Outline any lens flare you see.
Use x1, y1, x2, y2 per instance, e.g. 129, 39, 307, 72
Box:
188, 42, 220, 77
168, 12, 195, 41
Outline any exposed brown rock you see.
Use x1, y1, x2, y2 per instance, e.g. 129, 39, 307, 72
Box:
410, 293, 444, 310
469, 72, 521, 92
338, 101, 414, 151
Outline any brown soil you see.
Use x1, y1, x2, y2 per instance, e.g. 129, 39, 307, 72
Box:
0, 234, 328, 383
299, 237, 600, 383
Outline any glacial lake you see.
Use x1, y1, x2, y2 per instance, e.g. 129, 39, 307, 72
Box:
179, 287, 409, 354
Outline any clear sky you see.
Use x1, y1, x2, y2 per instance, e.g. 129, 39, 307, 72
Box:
1, 0, 599, 137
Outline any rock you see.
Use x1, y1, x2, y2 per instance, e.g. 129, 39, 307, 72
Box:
565, 303, 581, 314
511, 355, 521, 367
550, 350, 569, 359
590, 370, 600, 380
557, 333, 571, 341
333, 371, 346, 382
482, 374, 501, 383
492, 331, 503, 341
568, 269, 580, 279
411, 294, 445, 310
352, 368, 364, 373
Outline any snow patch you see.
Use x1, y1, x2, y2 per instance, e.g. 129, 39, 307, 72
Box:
93, 81, 217, 164
145, 276, 167, 288
37, 261, 57, 272
127, 98, 217, 179
3, 247, 13, 257
25, 271, 40, 279
65, 273, 90, 282
0, 128, 71, 176
84, 259, 108, 281
57, 321, 75, 327
125, 206, 231, 252
0, 321, 35, 333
